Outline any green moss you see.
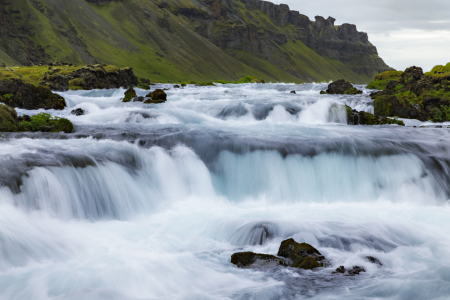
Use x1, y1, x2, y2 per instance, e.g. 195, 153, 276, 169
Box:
0, 104, 18, 132
123, 87, 137, 102
69, 78, 86, 88
367, 70, 403, 90
343, 87, 362, 95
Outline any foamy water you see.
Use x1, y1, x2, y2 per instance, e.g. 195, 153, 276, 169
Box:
1, 83, 450, 299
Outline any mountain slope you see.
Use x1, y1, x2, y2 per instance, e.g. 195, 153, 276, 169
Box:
0, 0, 392, 83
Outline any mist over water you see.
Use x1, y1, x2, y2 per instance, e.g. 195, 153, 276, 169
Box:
1, 83, 450, 299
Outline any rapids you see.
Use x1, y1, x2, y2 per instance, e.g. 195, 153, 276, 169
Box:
1, 82, 450, 299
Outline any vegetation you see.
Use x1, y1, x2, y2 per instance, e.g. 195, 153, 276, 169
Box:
367, 70, 403, 90
0, 107, 73, 133
370, 63, 450, 122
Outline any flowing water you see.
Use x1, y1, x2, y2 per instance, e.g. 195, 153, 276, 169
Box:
1, 83, 450, 300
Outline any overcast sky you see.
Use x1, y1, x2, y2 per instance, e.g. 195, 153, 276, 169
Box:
273, 0, 450, 71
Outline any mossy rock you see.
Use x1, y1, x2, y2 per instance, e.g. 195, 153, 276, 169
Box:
123, 87, 137, 102
344, 87, 363, 95
144, 89, 167, 104
277, 238, 322, 258
297, 257, 319, 270
0, 104, 18, 132
69, 78, 86, 89
231, 252, 283, 269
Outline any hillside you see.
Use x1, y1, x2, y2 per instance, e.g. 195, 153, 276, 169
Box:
0, 0, 392, 83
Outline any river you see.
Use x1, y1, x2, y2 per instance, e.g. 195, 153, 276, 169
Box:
1, 83, 450, 299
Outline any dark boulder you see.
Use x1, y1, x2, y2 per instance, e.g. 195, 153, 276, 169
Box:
325, 79, 362, 95
348, 266, 365, 275
71, 108, 85, 116
173, 85, 180, 88
144, 89, 167, 104
41, 65, 140, 91
277, 238, 325, 268
231, 252, 283, 269
0, 79, 65, 110
123, 87, 137, 102
290, 90, 296, 94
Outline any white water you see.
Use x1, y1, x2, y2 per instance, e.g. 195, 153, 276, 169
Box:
2, 83, 450, 299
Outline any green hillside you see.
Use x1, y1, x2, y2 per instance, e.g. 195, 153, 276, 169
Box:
0, 0, 392, 83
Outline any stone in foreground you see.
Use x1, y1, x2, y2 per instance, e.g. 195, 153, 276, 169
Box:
277, 238, 325, 268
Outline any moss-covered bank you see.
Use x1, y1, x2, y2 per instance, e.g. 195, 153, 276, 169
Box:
367, 63, 450, 121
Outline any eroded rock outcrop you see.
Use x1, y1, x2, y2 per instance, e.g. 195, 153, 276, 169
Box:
0, 79, 65, 110
369, 64, 450, 121
41, 65, 139, 91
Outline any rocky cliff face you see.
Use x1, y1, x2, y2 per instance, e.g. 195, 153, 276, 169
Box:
193, 0, 391, 78
0, 0, 392, 83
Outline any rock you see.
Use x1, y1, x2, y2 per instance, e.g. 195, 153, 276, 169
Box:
173, 85, 180, 88
231, 252, 283, 269
277, 238, 325, 269
347, 108, 405, 126
0, 108, 73, 133
325, 79, 362, 95
333, 266, 346, 274
133, 96, 145, 102
333, 265, 365, 275
123, 87, 137, 102
0, 104, 18, 132
144, 89, 167, 104
42, 65, 139, 91
71, 108, 85, 116
290, 90, 296, 94
0, 79, 65, 110
365, 256, 382, 266
348, 266, 365, 276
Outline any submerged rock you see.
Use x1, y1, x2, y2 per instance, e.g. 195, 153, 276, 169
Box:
71, 108, 85, 116
324, 79, 362, 95
231, 252, 283, 269
365, 256, 382, 266
333, 266, 366, 276
144, 89, 167, 104
290, 90, 296, 94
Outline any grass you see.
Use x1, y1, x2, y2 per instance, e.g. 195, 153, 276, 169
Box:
1, 0, 382, 84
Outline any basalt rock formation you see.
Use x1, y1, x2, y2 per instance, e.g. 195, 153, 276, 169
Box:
0, 0, 391, 83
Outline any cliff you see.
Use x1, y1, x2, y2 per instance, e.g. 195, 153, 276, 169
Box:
0, 0, 392, 83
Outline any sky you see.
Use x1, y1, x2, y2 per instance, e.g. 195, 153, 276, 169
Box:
273, 0, 450, 72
